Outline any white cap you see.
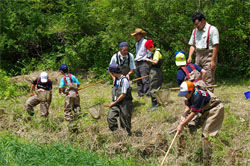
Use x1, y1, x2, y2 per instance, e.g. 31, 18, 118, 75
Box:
40, 72, 48, 83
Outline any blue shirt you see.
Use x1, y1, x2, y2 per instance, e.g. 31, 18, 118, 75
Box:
185, 89, 210, 113
176, 64, 202, 85
59, 74, 79, 88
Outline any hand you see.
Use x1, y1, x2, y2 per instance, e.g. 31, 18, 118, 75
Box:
177, 124, 184, 133
187, 57, 192, 64
144, 58, 150, 61
103, 105, 111, 107
210, 61, 216, 70
30, 93, 35, 97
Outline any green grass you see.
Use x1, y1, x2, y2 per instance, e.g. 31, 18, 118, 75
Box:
0, 132, 140, 166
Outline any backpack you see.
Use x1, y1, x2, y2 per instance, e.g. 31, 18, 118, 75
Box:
63, 74, 78, 94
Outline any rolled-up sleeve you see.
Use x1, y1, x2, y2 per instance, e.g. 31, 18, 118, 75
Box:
211, 26, 219, 45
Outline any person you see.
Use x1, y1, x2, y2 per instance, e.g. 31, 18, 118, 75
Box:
105, 64, 133, 136
58, 64, 81, 122
175, 51, 207, 89
24, 72, 52, 117
177, 81, 224, 165
131, 28, 152, 97
187, 13, 219, 92
109, 42, 136, 83
144, 40, 163, 111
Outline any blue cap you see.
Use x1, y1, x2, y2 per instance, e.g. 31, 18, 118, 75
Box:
108, 64, 121, 73
59, 64, 68, 72
119, 42, 129, 49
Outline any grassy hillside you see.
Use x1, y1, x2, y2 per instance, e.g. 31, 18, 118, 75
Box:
0, 72, 249, 165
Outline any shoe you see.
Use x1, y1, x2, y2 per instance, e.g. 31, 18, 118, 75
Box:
147, 104, 160, 111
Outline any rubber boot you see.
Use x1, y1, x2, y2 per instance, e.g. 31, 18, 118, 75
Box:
147, 97, 160, 111
202, 138, 212, 166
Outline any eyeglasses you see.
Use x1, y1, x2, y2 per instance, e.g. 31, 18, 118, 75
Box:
194, 21, 201, 27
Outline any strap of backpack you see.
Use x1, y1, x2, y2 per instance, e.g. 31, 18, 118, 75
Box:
181, 66, 190, 79
36, 77, 40, 88
63, 74, 73, 85
188, 63, 196, 71
206, 25, 212, 49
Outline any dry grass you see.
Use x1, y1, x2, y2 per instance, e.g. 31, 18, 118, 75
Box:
1, 72, 250, 165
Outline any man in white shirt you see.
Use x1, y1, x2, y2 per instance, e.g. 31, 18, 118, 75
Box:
187, 13, 219, 92
131, 28, 152, 97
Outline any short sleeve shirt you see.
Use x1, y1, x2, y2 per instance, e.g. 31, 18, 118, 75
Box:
59, 74, 79, 88
109, 52, 136, 70
176, 64, 202, 85
185, 89, 210, 113
115, 76, 130, 94
188, 23, 219, 50
32, 77, 52, 90
153, 49, 162, 61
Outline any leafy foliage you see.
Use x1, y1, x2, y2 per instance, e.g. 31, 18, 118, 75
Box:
0, 0, 249, 79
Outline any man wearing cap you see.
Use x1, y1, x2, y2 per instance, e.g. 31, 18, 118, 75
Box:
131, 28, 152, 97
177, 81, 224, 165
59, 64, 81, 122
105, 64, 133, 136
144, 40, 164, 111
24, 72, 52, 117
175, 51, 207, 89
109, 42, 136, 83
187, 13, 219, 92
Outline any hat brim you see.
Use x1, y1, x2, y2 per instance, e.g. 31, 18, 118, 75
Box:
41, 78, 48, 83
178, 91, 189, 97
176, 61, 187, 66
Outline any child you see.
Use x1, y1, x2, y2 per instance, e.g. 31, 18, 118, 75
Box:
25, 72, 52, 117
177, 81, 224, 165
58, 64, 81, 122
105, 64, 133, 136
144, 40, 163, 111
175, 51, 207, 89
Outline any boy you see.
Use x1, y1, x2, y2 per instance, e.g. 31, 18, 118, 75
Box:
58, 64, 81, 122
175, 51, 207, 89
144, 40, 163, 111
177, 81, 224, 165
24, 72, 52, 117
105, 64, 133, 136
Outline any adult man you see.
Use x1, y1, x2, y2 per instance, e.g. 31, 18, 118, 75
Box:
59, 64, 81, 122
131, 28, 152, 97
105, 64, 133, 136
109, 42, 136, 82
177, 81, 224, 165
187, 13, 219, 92
24, 72, 52, 117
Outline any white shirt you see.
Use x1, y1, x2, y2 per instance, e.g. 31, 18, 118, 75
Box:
134, 38, 152, 61
109, 51, 136, 70
189, 23, 219, 50
116, 76, 130, 94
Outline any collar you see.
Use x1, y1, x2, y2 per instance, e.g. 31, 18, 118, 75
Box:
137, 37, 145, 44
118, 51, 129, 59
200, 22, 210, 32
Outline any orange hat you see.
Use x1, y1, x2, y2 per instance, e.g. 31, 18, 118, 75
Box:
178, 81, 194, 97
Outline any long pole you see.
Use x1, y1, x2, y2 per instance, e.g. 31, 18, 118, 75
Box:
160, 131, 179, 166
78, 80, 104, 91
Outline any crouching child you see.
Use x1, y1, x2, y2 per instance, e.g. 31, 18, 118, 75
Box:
58, 64, 81, 122
24, 72, 52, 117
176, 81, 224, 165
105, 64, 133, 136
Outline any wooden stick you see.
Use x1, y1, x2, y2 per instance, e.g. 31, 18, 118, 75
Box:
160, 131, 179, 166
169, 84, 218, 91
78, 80, 104, 91
132, 70, 166, 82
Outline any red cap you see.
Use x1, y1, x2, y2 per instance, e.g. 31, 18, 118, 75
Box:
145, 40, 154, 50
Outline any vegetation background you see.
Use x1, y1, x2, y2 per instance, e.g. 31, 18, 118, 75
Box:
0, 0, 249, 165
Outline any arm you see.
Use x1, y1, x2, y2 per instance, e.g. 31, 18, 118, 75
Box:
211, 44, 219, 70
187, 45, 196, 64
201, 69, 207, 82
126, 69, 134, 80
180, 106, 191, 122
144, 58, 159, 65
106, 93, 126, 107
177, 111, 196, 133
30, 84, 36, 96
